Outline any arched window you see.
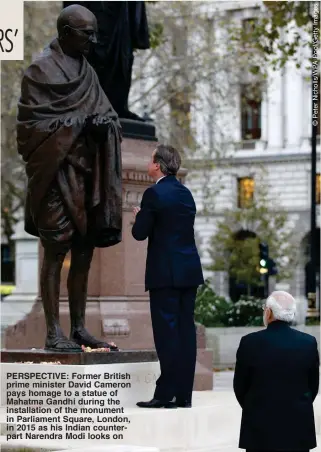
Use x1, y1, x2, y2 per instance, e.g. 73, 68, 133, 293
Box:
228, 229, 265, 302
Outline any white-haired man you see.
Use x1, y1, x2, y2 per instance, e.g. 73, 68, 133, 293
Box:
233, 291, 319, 452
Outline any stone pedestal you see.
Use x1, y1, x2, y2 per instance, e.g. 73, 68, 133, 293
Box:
3, 135, 213, 390
1, 348, 158, 365
0, 221, 38, 334
3, 221, 39, 300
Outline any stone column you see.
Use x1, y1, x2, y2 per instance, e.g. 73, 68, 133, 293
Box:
267, 69, 283, 149
285, 62, 302, 149
78, 137, 164, 350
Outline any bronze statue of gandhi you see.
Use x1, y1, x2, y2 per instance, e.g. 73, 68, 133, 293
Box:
17, 5, 123, 351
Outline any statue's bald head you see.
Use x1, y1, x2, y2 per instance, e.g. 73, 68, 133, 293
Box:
57, 5, 97, 58
57, 5, 96, 35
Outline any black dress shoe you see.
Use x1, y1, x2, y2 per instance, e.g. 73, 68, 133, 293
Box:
136, 398, 177, 409
175, 400, 192, 408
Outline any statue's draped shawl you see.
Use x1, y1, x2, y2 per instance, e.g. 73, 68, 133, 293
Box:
17, 38, 122, 248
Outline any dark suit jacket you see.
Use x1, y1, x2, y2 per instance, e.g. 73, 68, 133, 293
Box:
233, 320, 320, 450
132, 175, 204, 291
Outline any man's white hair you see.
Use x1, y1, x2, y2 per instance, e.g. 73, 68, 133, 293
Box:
266, 291, 296, 323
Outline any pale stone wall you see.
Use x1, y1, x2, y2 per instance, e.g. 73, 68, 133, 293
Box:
185, 54, 320, 302
207, 325, 320, 368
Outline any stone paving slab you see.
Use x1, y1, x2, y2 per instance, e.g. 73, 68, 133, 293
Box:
1, 372, 320, 452
1, 390, 320, 451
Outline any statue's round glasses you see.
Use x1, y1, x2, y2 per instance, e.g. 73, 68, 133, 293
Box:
65, 25, 97, 42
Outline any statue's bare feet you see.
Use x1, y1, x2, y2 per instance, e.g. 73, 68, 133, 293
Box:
45, 335, 82, 352
70, 328, 119, 351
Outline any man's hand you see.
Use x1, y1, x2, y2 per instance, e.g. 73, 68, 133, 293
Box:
133, 206, 141, 220
132, 188, 156, 241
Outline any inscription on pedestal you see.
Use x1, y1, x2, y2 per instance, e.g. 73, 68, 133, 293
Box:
103, 319, 130, 336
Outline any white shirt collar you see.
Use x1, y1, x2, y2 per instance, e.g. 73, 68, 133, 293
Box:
156, 176, 166, 184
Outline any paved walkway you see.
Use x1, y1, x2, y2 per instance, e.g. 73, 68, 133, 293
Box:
0, 370, 319, 452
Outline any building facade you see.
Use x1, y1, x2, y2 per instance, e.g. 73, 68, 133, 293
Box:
131, 1, 320, 307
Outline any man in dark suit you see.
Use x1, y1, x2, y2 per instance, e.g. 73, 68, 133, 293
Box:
132, 144, 204, 408
233, 291, 319, 452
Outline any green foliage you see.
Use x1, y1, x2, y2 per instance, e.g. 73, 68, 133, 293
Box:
230, 1, 318, 73
195, 281, 264, 327
0, 284, 15, 297
305, 316, 320, 326
224, 296, 264, 327
229, 237, 261, 290
149, 22, 165, 49
194, 280, 230, 327
208, 183, 298, 288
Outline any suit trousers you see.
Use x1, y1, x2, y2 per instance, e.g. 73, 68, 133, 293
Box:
149, 286, 198, 402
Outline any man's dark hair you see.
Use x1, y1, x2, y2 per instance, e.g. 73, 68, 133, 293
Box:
154, 144, 181, 176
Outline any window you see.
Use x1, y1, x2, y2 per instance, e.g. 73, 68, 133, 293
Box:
241, 18, 258, 52
237, 177, 255, 208
242, 18, 257, 35
1, 245, 12, 263
1, 244, 14, 283
317, 174, 321, 205
241, 84, 262, 140
169, 87, 194, 150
